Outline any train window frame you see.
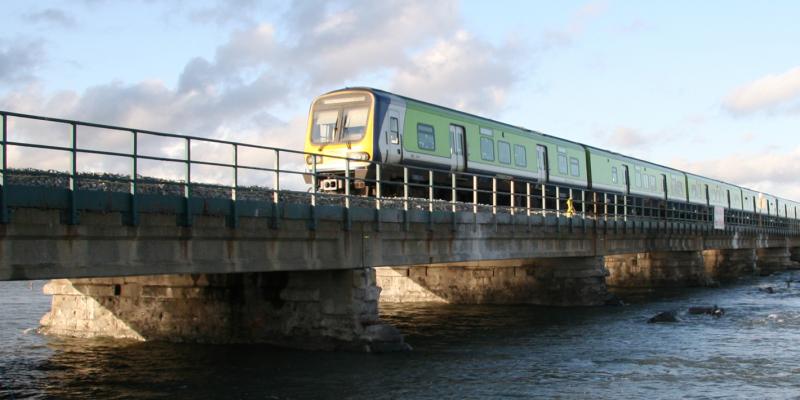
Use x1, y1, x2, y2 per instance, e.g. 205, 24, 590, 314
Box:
611, 167, 618, 184
341, 107, 369, 142
557, 149, 568, 174
480, 137, 494, 161
416, 123, 435, 151
569, 157, 580, 177
389, 117, 399, 145
498, 141, 511, 164
514, 144, 527, 167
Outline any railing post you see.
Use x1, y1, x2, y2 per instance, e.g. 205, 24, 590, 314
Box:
555, 186, 560, 216
492, 177, 497, 215
581, 190, 586, 218
230, 143, 239, 228
0, 114, 8, 224
428, 169, 434, 231
271, 149, 280, 229
184, 137, 192, 227
403, 166, 409, 231
472, 175, 478, 215
451, 172, 457, 232
603, 193, 608, 221
68, 123, 79, 225
344, 157, 351, 231
510, 179, 515, 216
526, 182, 532, 231
309, 153, 318, 230
129, 130, 139, 226
375, 163, 381, 211
541, 184, 546, 215
623, 195, 628, 222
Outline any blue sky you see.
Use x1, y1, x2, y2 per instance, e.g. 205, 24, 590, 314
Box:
1, 0, 799, 197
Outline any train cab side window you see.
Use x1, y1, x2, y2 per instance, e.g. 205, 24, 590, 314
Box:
569, 157, 580, 177
480, 137, 494, 161
417, 123, 435, 150
611, 167, 618, 184
389, 117, 399, 144
498, 141, 511, 164
514, 144, 527, 167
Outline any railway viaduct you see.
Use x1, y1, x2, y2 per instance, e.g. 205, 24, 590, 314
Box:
1, 111, 799, 352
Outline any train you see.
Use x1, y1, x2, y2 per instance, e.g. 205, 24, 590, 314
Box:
303, 87, 799, 219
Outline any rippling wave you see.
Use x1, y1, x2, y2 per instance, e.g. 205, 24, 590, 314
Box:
3, 273, 800, 399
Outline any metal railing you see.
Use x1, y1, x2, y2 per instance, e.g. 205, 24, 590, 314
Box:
0, 110, 797, 236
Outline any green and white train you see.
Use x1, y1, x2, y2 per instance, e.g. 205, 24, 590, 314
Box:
304, 87, 798, 219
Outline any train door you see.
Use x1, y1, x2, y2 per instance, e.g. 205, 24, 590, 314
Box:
449, 124, 466, 171
384, 110, 403, 164
660, 174, 668, 200
536, 145, 548, 182
622, 165, 630, 195
704, 185, 710, 206
726, 190, 731, 208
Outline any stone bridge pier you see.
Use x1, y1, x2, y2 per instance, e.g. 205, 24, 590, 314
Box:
40, 269, 410, 352
376, 256, 609, 306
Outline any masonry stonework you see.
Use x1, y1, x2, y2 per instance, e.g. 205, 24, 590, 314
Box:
703, 248, 757, 282
604, 251, 712, 288
39, 269, 409, 352
376, 257, 609, 306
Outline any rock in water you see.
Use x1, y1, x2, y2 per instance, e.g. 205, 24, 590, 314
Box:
688, 305, 725, 318
759, 286, 775, 294
648, 311, 678, 323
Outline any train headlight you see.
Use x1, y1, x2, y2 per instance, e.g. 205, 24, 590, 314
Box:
305, 154, 323, 165
347, 152, 370, 161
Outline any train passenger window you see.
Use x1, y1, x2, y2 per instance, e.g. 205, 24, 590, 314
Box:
648, 176, 656, 191
480, 137, 494, 161
480, 127, 493, 136
342, 107, 368, 141
389, 117, 399, 144
634, 169, 642, 188
558, 151, 568, 174
417, 123, 435, 150
311, 110, 338, 144
569, 157, 580, 177
514, 144, 527, 167
611, 167, 618, 184
498, 141, 511, 164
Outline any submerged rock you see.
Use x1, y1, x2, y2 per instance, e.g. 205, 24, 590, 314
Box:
760, 286, 775, 294
647, 311, 678, 323
688, 305, 725, 318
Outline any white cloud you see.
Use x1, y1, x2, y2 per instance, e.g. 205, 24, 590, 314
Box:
672, 146, 800, 200
607, 126, 648, 149
723, 66, 800, 115
392, 30, 519, 115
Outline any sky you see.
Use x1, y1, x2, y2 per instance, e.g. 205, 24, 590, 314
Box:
1, 0, 799, 197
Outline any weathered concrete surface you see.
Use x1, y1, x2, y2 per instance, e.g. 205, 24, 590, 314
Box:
703, 249, 756, 282
605, 251, 712, 288
3, 207, 799, 281
755, 247, 796, 276
39, 269, 410, 352
376, 257, 609, 306
791, 247, 800, 263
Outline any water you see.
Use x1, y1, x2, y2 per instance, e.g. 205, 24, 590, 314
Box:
3, 274, 800, 399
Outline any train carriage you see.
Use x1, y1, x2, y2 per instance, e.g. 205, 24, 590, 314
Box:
303, 87, 796, 226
